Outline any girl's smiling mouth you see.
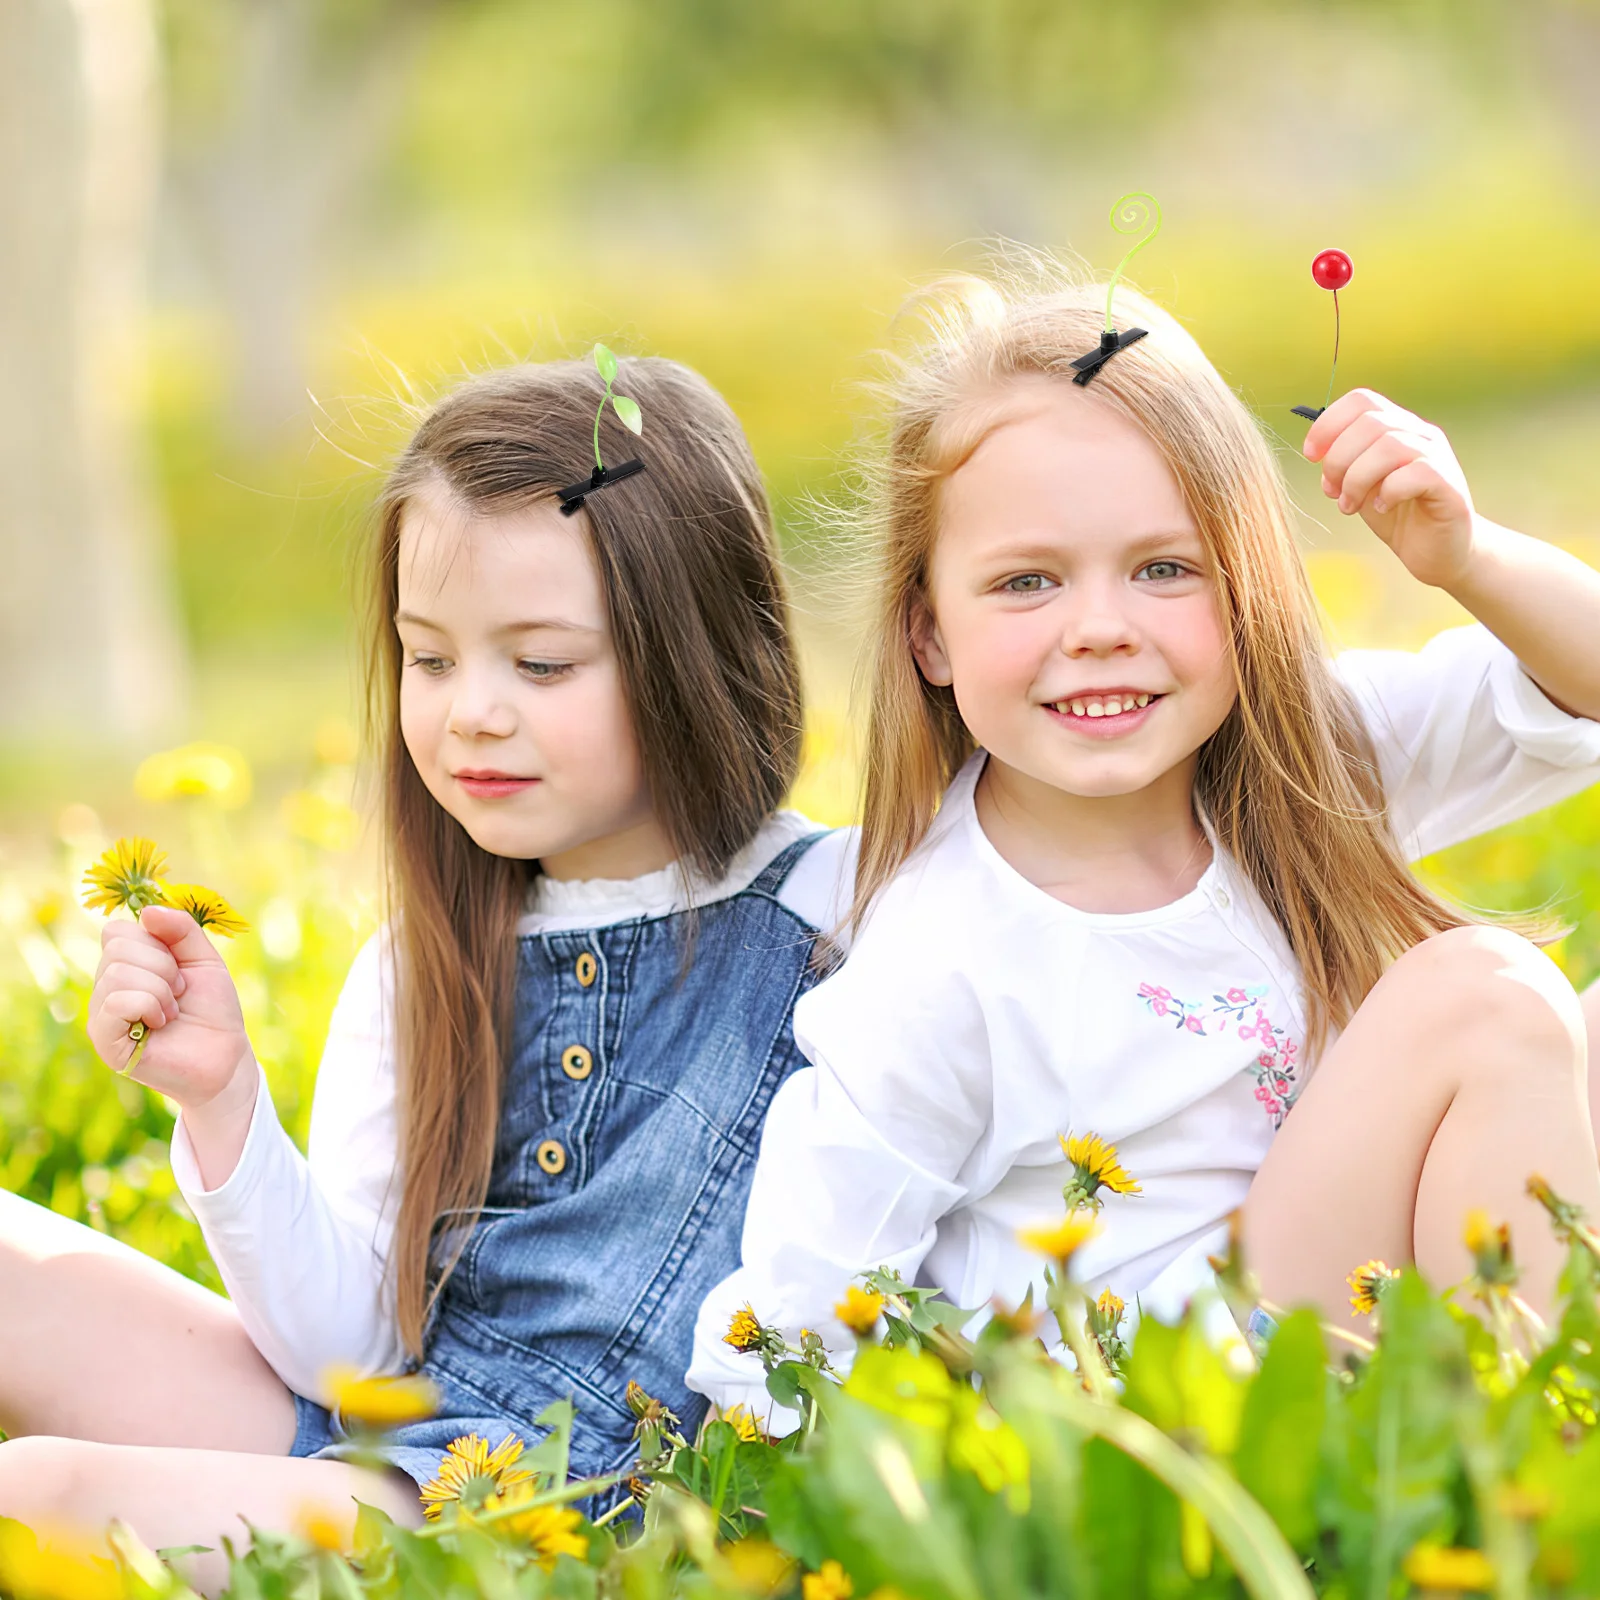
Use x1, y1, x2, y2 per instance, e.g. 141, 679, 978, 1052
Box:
454, 769, 541, 798
1045, 691, 1164, 736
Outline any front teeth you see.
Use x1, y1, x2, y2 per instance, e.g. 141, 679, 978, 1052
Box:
1057, 693, 1152, 718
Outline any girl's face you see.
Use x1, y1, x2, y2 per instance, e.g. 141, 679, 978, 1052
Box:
395, 480, 673, 880
913, 378, 1237, 810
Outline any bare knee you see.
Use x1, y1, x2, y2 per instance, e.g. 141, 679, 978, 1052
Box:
0, 1436, 88, 1528
1379, 925, 1585, 1090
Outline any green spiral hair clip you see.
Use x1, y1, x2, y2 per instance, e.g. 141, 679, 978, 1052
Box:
1070, 191, 1162, 386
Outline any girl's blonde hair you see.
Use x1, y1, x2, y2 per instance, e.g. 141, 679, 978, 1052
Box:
856, 257, 1471, 1055
367, 358, 803, 1356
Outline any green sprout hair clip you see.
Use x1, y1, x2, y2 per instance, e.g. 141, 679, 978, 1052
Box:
1069, 192, 1162, 385
558, 343, 646, 516
1291, 248, 1354, 422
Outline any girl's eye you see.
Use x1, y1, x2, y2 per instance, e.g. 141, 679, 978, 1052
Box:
519, 660, 572, 682
1138, 560, 1190, 582
1002, 574, 1054, 594
407, 654, 449, 676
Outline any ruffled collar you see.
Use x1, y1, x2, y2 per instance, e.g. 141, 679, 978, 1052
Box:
519, 810, 818, 934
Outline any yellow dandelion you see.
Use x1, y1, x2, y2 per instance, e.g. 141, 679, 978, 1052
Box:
31, 892, 64, 929
0, 1520, 121, 1600
294, 1506, 350, 1552
722, 1538, 796, 1594
724, 1303, 766, 1353
834, 1285, 887, 1336
81, 837, 169, 915
325, 1366, 439, 1429
282, 789, 360, 853
1017, 1212, 1100, 1269
1061, 1132, 1142, 1203
1346, 1259, 1398, 1316
314, 718, 360, 767
1402, 1542, 1494, 1592
162, 883, 251, 939
479, 1487, 588, 1569
1095, 1289, 1125, 1323
721, 1404, 768, 1444
1463, 1209, 1518, 1292
1496, 1483, 1554, 1520
418, 1432, 535, 1521
134, 741, 252, 808
802, 1559, 855, 1600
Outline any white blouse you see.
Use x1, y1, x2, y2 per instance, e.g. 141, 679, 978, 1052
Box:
170, 810, 857, 1404
686, 626, 1600, 1424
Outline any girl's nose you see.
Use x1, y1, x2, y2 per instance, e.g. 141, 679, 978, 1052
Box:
446, 665, 517, 739
1058, 580, 1139, 657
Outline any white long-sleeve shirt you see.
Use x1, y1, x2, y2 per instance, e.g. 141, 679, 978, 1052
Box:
685, 627, 1600, 1422
170, 810, 857, 1404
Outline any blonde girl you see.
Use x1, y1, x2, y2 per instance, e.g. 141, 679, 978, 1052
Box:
0, 357, 852, 1580
690, 266, 1600, 1419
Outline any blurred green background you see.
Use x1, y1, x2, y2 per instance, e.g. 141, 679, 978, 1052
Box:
3, 0, 1600, 1277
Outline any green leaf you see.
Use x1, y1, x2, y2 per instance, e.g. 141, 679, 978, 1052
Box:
1234, 1308, 1328, 1548
593, 343, 618, 385
767, 1359, 829, 1413
610, 394, 643, 435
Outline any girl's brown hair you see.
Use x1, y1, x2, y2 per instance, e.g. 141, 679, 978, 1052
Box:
857, 260, 1472, 1058
366, 358, 803, 1355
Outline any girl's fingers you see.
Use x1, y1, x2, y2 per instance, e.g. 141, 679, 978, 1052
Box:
1314, 407, 1390, 490
93, 932, 186, 997
1371, 460, 1449, 517
1335, 433, 1429, 515
97, 963, 180, 1024
137, 905, 223, 968
93, 987, 169, 1046
1301, 388, 1390, 462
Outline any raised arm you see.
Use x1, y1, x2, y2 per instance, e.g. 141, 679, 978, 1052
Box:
1305, 389, 1600, 719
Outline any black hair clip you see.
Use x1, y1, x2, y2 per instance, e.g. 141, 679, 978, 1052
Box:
559, 342, 647, 516
1070, 192, 1160, 388
558, 458, 647, 516
1070, 325, 1149, 386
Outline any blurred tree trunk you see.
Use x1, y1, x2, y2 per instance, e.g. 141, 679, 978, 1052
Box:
0, 0, 187, 745
176, 0, 444, 448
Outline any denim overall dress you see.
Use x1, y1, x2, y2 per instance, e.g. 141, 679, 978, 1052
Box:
289, 832, 828, 1491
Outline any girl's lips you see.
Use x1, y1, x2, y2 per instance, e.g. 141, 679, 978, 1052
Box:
455, 774, 540, 798
1043, 695, 1162, 739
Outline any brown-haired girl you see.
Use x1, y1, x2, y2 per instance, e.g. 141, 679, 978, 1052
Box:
690, 267, 1600, 1420
0, 356, 852, 1575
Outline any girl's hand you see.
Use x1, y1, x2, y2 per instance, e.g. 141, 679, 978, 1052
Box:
1303, 389, 1477, 590
88, 905, 256, 1118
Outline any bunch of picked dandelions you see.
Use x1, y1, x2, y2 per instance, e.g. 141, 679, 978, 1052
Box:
81, 836, 249, 1050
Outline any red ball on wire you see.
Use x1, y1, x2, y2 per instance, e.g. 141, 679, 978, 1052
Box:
1311, 249, 1353, 292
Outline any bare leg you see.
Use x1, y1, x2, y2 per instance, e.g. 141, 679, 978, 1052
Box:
1582, 976, 1600, 1140
1244, 926, 1598, 1325
0, 1437, 421, 1597
0, 1189, 295, 1450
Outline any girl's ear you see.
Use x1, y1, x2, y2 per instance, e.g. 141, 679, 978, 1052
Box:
909, 593, 953, 687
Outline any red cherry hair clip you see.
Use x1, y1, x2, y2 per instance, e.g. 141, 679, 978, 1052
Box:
1291, 249, 1353, 422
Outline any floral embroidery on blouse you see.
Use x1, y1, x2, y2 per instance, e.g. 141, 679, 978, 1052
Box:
1136, 980, 1303, 1129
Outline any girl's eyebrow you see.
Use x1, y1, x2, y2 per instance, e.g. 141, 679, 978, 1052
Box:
394, 609, 597, 636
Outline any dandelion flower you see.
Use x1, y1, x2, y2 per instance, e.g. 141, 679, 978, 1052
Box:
163, 883, 250, 939
1463, 1209, 1518, 1293
1060, 1132, 1142, 1207
478, 1487, 587, 1569
724, 1303, 767, 1353
833, 1285, 886, 1336
722, 1539, 796, 1593
721, 1405, 768, 1444
326, 1367, 438, 1429
419, 1432, 534, 1521
1347, 1260, 1399, 1316
134, 742, 251, 808
0, 1521, 121, 1600
1402, 1542, 1494, 1592
81, 837, 169, 915
802, 1559, 854, 1600
1016, 1212, 1100, 1269
294, 1506, 350, 1552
